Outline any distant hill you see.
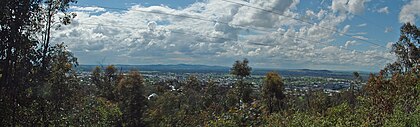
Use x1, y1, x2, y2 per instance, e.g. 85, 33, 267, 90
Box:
253, 68, 349, 79
77, 64, 370, 79
77, 64, 230, 73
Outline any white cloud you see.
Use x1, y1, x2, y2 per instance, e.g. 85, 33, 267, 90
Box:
347, 0, 368, 14
231, 0, 300, 28
352, 35, 369, 40
331, 0, 369, 15
147, 21, 157, 31
50, 0, 392, 71
385, 27, 393, 33
331, 0, 348, 13
377, 6, 389, 14
344, 40, 358, 47
340, 25, 351, 36
70, 6, 106, 13
386, 42, 393, 49
357, 23, 367, 27
400, 0, 420, 23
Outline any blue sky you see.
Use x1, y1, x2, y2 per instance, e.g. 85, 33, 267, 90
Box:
55, 0, 420, 72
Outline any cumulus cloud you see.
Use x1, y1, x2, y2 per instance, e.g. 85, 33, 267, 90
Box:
147, 21, 157, 31
231, 0, 300, 28
50, 0, 392, 71
332, 0, 369, 15
347, 0, 368, 14
377, 6, 389, 14
400, 0, 420, 23
331, 0, 347, 13
344, 40, 358, 47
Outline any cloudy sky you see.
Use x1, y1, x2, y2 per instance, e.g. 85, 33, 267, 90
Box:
51, 0, 420, 72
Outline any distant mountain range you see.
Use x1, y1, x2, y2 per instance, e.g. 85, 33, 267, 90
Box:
77, 64, 370, 79
77, 64, 229, 73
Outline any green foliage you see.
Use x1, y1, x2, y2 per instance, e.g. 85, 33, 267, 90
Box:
90, 65, 120, 101
145, 91, 182, 126
184, 75, 201, 91
43, 43, 80, 125
225, 88, 239, 108
209, 103, 263, 127
234, 80, 254, 104
322, 103, 360, 126
208, 116, 237, 127
230, 58, 252, 78
181, 76, 205, 114
145, 75, 212, 127
362, 69, 420, 126
229, 58, 254, 107
0, 0, 78, 125
266, 103, 363, 127
69, 97, 122, 126
384, 104, 420, 126
279, 112, 318, 127
307, 90, 330, 114
262, 72, 285, 114
203, 80, 219, 108
117, 70, 147, 126
387, 23, 420, 73
92, 66, 102, 86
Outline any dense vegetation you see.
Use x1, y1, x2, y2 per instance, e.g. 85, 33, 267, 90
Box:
1, 0, 419, 126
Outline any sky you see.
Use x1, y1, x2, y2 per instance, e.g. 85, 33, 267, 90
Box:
51, 0, 420, 72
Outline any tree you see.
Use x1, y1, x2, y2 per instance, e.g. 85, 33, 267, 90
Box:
203, 80, 224, 114
182, 75, 204, 112
204, 80, 218, 107
352, 72, 362, 90
262, 72, 285, 114
46, 43, 79, 125
230, 58, 253, 105
225, 88, 239, 108
184, 75, 201, 92
117, 70, 147, 126
145, 91, 182, 126
362, 70, 419, 126
0, 0, 76, 125
230, 58, 252, 78
92, 65, 119, 101
103, 65, 119, 101
235, 80, 254, 104
361, 23, 420, 126
0, 1, 46, 124
91, 66, 102, 88
347, 72, 361, 110
386, 23, 420, 73
69, 96, 122, 126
